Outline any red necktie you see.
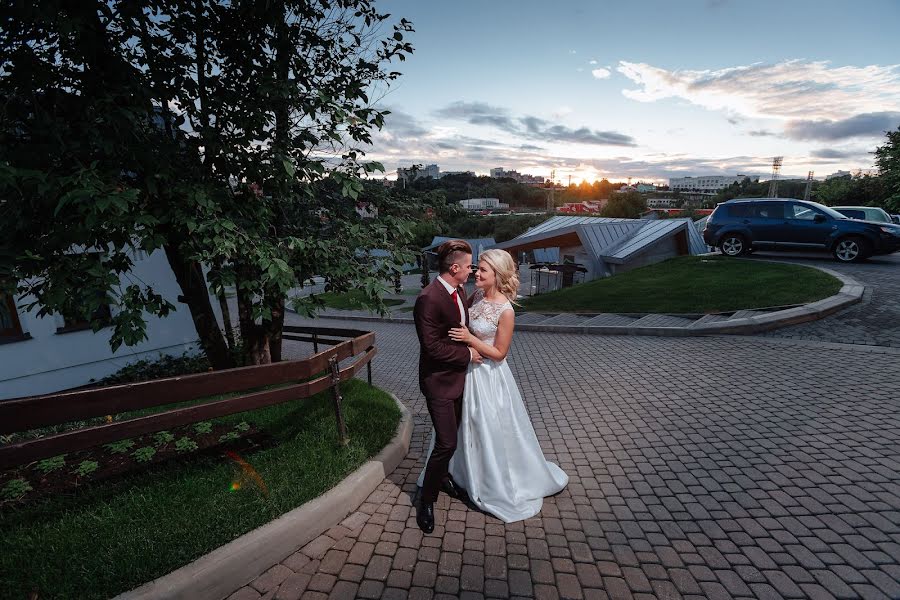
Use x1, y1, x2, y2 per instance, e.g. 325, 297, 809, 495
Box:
451, 289, 458, 304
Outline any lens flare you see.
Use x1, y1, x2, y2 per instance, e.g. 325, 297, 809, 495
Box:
225, 451, 269, 498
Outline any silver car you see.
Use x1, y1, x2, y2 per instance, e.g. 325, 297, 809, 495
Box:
832, 205, 894, 224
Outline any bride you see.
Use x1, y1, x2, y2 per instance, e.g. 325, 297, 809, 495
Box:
417, 249, 568, 523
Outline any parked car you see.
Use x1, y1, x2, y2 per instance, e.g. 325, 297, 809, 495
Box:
702, 198, 900, 262
832, 205, 894, 224
892, 214, 900, 224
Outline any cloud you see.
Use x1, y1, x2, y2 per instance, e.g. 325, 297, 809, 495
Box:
381, 109, 429, 138
435, 101, 636, 147
748, 129, 775, 137
617, 59, 900, 128
433, 101, 517, 132
809, 148, 869, 160
785, 111, 900, 141
589, 60, 598, 65
591, 68, 611, 80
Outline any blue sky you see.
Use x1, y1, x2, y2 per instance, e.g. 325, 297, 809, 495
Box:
366, 0, 900, 183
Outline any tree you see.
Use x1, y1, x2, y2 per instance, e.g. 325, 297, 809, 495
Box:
0, 1, 415, 367
874, 126, 900, 213
601, 191, 647, 218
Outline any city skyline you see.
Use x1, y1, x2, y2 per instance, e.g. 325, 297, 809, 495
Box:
365, 0, 900, 183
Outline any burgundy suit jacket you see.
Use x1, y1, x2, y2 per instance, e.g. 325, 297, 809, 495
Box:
413, 278, 471, 399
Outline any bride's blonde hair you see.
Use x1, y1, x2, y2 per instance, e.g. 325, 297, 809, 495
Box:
479, 249, 519, 303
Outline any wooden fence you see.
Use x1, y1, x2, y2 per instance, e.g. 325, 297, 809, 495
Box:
0, 326, 376, 471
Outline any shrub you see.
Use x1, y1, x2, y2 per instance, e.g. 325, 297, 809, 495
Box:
36, 455, 66, 474
2, 478, 32, 501
132, 447, 157, 463
73, 461, 99, 477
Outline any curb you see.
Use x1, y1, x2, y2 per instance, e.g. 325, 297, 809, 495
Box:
300, 263, 864, 337
115, 393, 412, 600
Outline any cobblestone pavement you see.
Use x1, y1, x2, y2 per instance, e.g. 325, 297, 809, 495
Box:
751, 252, 900, 348
231, 318, 900, 600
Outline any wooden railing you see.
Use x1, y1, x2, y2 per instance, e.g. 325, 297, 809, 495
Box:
0, 326, 376, 471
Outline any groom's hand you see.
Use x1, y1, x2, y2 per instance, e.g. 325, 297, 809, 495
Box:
469, 348, 483, 364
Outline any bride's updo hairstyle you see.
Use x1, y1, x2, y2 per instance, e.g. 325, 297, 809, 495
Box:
479, 249, 519, 303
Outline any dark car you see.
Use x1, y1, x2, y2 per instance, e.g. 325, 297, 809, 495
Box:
702, 198, 900, 263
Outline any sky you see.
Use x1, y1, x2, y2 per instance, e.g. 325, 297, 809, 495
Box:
364, 0, 900, 184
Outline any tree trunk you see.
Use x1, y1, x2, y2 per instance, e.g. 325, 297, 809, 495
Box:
235, 266, 272, 365
164, 244, 235, 370
217, 286, 236, 351
267, 292, 285, 362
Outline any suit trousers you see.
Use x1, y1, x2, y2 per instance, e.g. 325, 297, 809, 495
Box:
421, 394, 463, 503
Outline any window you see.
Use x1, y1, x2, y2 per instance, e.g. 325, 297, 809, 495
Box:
755, 203, 784, 219
788, 204, 820, 221
839, 209, 866, 220
58, 298, 112, 333
727, 204, 755, 218
0, 291, 25, 340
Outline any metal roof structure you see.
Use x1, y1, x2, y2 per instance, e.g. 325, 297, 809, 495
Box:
493, 215, 707, 267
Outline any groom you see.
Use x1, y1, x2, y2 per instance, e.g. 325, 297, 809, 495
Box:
413, 239, 481, 533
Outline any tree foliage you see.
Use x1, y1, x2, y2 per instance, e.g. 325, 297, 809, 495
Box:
0, 1, 415, 367
601, 191, 647, 218
874, 126, 900, 213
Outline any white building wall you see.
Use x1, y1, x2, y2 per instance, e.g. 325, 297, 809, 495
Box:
0, 249, 223, 400
459, 198, 508, 210
669, 175, 749, 191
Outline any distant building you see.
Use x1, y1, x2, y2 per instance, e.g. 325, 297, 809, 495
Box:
647, 198, 677, 208
669, 174, 756, 192
489, 167, 545, 185
635, 183, 656, 193
459, 198, 508, 211
397, 163, 440, 183
826, 170, 852, 180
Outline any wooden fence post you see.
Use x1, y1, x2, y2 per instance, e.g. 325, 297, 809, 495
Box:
328, 356, 350, 446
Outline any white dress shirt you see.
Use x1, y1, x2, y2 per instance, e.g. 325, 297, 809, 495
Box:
437, 276, 466, 325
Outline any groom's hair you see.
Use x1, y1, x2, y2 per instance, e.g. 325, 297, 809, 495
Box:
437, 239, 472, 273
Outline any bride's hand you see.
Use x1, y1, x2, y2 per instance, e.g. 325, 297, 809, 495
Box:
449, 326, 472, 344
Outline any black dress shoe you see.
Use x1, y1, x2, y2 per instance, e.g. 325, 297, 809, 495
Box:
416, 501, 435, 534
441, 477, 468, 501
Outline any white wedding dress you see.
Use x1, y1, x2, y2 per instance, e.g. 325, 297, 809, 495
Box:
417, 292, 568, 523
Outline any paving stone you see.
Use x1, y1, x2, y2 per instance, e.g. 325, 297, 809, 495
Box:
509, 570, 534, 596
251, 565, 294, 593
325, 580, 358, 600
302, 536, 336, 560
227, 588, 261, 600
236, 308, 900, 600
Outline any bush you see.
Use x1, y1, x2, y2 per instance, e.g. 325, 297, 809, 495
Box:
96, 352, 211, 386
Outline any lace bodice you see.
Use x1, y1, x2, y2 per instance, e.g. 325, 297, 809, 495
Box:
469, 290, 513, 346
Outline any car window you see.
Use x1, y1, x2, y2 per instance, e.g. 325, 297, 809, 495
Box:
727, 204, 754, 218
837, 209, 866, 220
788, 204, 823, 221
864, 208, 889, 223
755, 204, 784, 219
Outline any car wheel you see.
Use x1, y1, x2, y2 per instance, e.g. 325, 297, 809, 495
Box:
832, 236, 871, 263
719, 234, 748, 257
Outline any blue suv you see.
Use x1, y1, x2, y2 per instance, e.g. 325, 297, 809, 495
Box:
703, 198, 900, 263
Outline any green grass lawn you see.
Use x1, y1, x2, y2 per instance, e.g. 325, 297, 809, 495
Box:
319, 289, 405, 310
520, 256, 843, 314
0, 380, 400, 600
